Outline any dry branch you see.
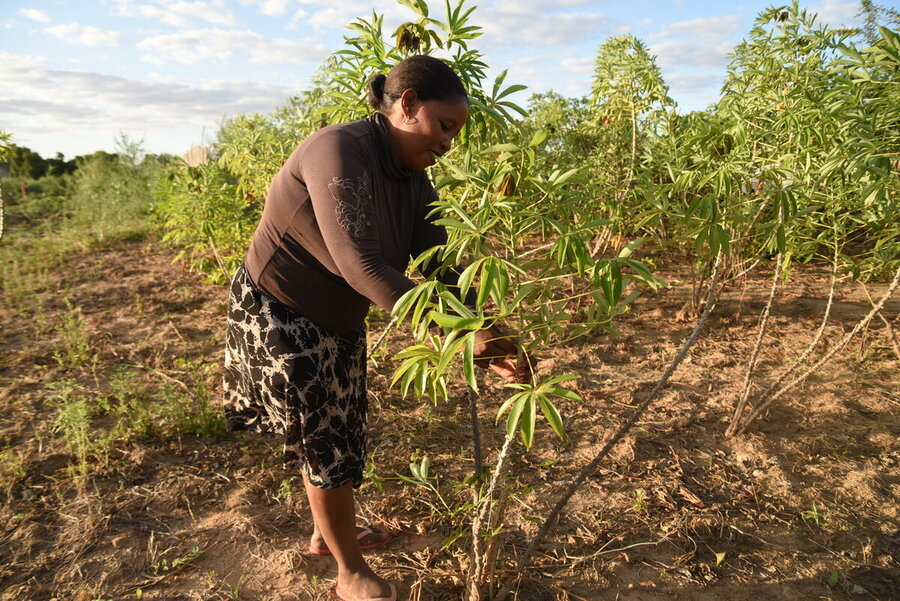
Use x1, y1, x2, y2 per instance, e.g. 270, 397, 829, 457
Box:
741, 245, 840, 425
727, 254, 782, 437
491, 253, 724, 601
861, 281, 900, 361
735, 264, 900, 435
468, 432, 516, 601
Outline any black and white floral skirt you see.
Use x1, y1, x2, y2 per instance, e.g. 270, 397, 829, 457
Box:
223, 264, 368, 489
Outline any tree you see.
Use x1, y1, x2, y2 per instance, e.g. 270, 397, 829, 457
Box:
7, 145, 48, 179
586, 35, 674, 241
859, 0, 900, 44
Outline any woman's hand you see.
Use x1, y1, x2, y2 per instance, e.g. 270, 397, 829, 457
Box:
473, 326, 527, 382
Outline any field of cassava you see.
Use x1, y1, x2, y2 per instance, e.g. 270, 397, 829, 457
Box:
1, 1, 898, 600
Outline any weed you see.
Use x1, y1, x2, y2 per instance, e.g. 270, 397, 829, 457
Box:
53, 298, 92, 368
0, 449, 27, 500
363, 463, 384, 492
48, 379, 101, 478
632, 488, 648, 514
275, 476, 296, 502
133, 292, 146, 316
96, 363, 224, 445
152, 545, 203, 575
802, 502, 830, 528
826, 568, 844, 588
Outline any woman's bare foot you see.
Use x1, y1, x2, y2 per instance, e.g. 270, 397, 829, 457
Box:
334, 567, 394, 600
309, 525, 389, 554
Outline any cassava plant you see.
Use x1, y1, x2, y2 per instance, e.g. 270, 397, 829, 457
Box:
585, 34, 674, 251
288, 1, 663, 597
726, 17, 899, 435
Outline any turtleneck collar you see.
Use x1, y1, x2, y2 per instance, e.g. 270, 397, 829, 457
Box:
367, 112, 413, 180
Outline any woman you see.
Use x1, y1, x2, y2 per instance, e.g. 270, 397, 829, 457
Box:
223, 55, 519, 601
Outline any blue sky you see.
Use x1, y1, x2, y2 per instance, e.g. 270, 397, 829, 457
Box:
0, 0, 878, 159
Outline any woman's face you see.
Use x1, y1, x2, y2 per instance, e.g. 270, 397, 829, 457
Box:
391, 93, 468, 171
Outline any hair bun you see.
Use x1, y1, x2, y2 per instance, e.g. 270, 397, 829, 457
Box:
366, 73, 387, 110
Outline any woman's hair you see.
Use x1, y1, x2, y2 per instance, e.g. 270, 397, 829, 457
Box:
366, 55, 467, 112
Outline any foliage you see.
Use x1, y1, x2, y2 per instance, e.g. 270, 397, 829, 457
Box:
66, 135, 174, 244
150, 0, 899, 593
0, 130, 12, 160
631, 2, 897, 292
48, 362, 225, 479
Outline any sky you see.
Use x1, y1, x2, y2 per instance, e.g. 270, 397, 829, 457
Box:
0, 0, 882, 160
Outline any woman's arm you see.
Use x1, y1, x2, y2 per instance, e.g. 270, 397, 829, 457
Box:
299, 129, 417, 313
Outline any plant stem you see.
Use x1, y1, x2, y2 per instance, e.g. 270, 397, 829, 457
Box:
736, 263, 900, 435
468, 432, 516, 601
744, 252, 838, 422
370, 316, 398, 356
727, 253, 782, 437
860, 280, 900, 362
492, 252, 724, 601
469, 389, 483, 477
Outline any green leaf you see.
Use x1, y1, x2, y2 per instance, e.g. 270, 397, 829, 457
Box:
463, 333, 477, 392
520, 394, 536, 447
617, 237, 646, 259
537, 396, 565, 440
504, 395, 527, 439
430, 311, 484, 331
528, 129, 548, 147
715, 552, 726, 566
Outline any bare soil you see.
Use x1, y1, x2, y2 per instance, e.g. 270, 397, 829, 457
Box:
1, 235, 897, 601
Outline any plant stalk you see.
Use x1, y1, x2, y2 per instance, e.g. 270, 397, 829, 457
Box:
861, 281, 900, 362
492, 252, 724, 601
747, 251, 839, 417
727, 253, 782, 437
736, 264, 900, 435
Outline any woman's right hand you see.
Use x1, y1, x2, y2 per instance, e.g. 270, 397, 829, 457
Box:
473, 326, 533, 383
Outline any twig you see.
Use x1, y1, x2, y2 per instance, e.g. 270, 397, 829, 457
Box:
742, 245, 840, 423
207, 234, 228, 282
469, 389, 483, 477
370, 316, 398, 356
468, 433, 516, 601
736, 263, 900, 435
727, 254, 782, 437
492, 252, 725, 601
122, 361, 192, 392
860, 280, 900, 361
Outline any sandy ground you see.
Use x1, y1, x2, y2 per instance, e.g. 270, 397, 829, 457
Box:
0, 234, 898, 601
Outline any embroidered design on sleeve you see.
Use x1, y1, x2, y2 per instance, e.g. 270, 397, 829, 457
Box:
328, 171, 372, 238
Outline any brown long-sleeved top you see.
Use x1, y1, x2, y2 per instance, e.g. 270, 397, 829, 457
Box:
245, 113, 462, 334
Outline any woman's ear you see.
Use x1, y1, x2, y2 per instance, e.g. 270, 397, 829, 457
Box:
399, 88, 420, 124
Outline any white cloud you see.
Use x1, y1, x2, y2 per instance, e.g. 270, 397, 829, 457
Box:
286, 8, 309, 29
18, 8, 51, 23
652, 15, 741, 39
137, 28, 327, 64
650, 38, 735, 69
478, 8, 615, 48
259, 0, 291, 17
111, 0, 238, 28
560, 56, 594, 75
0, 51, 296, 137
303, 2, 409, 30
44, 23, 122, 46
810, 0, 861, 27
645, 15, 746, 72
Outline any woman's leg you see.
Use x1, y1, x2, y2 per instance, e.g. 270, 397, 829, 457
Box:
304, 475, 393, 598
